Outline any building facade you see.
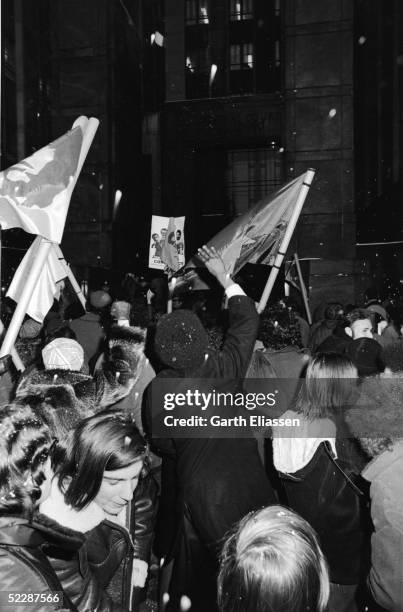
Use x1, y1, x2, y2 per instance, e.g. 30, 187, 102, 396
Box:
153, 0, 368, 306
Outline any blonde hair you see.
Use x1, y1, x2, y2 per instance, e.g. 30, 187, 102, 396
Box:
218, 505, 330, 612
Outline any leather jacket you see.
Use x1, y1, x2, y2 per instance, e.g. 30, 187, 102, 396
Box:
86, 474, 158, 608
0, 516, 76, 612
37, 474, 158, 612
35, 513, 128, 612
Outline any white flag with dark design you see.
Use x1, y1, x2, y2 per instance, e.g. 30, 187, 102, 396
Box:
0, 116, 99, 243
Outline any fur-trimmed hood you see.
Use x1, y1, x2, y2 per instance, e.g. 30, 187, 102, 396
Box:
15, 324, 148, 414
15, 368, 96, 427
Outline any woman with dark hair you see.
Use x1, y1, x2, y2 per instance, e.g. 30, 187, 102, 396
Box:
0, 403, 75, 611
36, 413, 151, 611
272, 353, 370, 612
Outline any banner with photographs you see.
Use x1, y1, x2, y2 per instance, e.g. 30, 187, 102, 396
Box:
149, 215, 185, 271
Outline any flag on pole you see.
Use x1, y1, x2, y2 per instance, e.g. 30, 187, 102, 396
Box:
174, 173, 308, 289
6, 237, 66, 322
0, 116, 99, 244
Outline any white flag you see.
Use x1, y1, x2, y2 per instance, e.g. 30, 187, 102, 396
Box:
0, 116, 99, 244
7, 237, 67, 322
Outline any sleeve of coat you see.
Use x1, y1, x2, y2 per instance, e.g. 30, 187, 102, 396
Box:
94, 326, 147, 409
0, 550, 76, 612
214, 294, 259, 379
131, 473, 159, 562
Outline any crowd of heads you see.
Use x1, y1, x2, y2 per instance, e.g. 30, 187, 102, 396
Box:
2, 274, 403, 611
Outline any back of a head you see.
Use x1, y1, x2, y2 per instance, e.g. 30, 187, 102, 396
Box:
42, 337, 84, 371
346, 338, 384, 377
89, 290, 112, 311
218, 505, 329, 612
154, 309, 209, 371
324, 303, 344, 321
296, 353, 358, 419
0, 403, 52, 519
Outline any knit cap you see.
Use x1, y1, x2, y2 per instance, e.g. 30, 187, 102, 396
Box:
19, 318, 42, 339
42, 338, 84, 371
154, 310, 209, 371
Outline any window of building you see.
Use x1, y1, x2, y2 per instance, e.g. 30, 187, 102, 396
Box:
230, 42, 254, 70
226, 149, 284, 216
186, 0, 209, 25
230, 0, 253, 21
185, 45, 210, 98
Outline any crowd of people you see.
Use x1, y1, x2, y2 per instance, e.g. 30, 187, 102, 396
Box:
0, 245, 403, 611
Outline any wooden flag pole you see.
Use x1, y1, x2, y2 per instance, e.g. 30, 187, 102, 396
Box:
0, 237, 52, 358
257, 169, 315, 314
293, 252, 312, 325
55, 245, 86, 310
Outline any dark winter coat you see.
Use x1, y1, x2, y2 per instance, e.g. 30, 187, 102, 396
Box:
15, 325, 148, 414
276, 434, 370, 585
34, 512, 127, 612
144, 293, 276, 611
0, 516, 76, 612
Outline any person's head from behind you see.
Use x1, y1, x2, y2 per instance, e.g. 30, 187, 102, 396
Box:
218, 505, 329, 612
296, 353, 358, 420
324, 302, 344, 321
55, 412, 148, 515
88, 290, 112, 313
41, 338, 85, 372
0, 404, 54, 518
154, 309, 209, 372
345, 308, 372, 340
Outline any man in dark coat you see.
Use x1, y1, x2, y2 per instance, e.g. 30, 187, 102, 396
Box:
144, 246, 276, 611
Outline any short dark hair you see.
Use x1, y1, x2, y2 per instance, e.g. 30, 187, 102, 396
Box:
0, 404, 52, 518
347, 308, 370, 326
218, 505, 329, 612
56, 412, 148, 510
